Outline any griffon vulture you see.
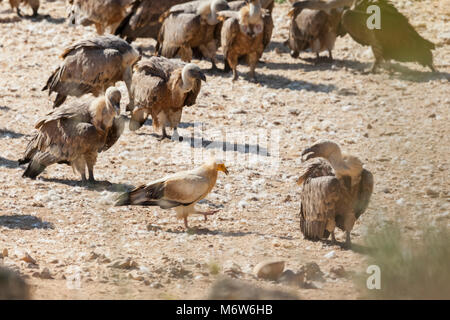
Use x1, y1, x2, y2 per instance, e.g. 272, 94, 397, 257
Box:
219, 1, 267, 81
3, 0, 39, 16
43, 35, 140, 108
291, 0, 436, 72
115, 159, 229, 228
285, 4, 344, 62
297, 141, 373, 248
19, 87, 126, 184
156, 0, 230, 70
67, 0, 133, 35
114, 0, 190, 43
128, 56, 205, 141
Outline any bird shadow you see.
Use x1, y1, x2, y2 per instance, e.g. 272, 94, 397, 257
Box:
259, 73, 336, 93
0, 128, 27, 139
384, 63, 450, 83
0, 156, 18, 168
0, 215, 54, 230
0, 105, 11, 111
23, 14, 66, 24
321, 239, 375, 255
39, 177, 133, 192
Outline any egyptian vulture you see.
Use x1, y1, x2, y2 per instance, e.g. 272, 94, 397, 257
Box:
219, 1, 267, 81
114, 0, 190, 43
67, 0, 133, 35
291, 0, 436, 72
285, 3, 344, 62
297, 141, 373, 248
3, 0, 39, 16
19, 87, 126, 184
128, 56, 205, 141
115, 159, 229, 228
43, 35, 140, 108
156, 0, 230, 71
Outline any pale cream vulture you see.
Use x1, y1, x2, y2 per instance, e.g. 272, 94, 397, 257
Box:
19, 87, 126, 184
43, 35, 140, 108
156, 0, 230, 70
115, 159, 229, 228
128, 56, 205, 141
67, 0, 133, 35
297, 140, 373, 248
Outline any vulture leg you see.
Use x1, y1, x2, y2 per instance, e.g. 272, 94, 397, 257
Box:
194, 210, 219, 222
53, 94, 67, 109
158, 127, 170, 141
171, 127, 181, 142
290, 50, 299, 59
184, 217, 189, 229
73, 158, 87, 185
16, 7, 22, 18
315, 52, 321, 63
331, 231, 337, 245
85, 153, 97, 184
328, 50, 333, 61
247, 52, 259, 83
344, 231, 352, 249
95, 23, 105, 35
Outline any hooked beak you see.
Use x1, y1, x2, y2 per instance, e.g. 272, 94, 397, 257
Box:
301, 146, 317, 162
218, 164, 229, 175
198, 71, 207, 82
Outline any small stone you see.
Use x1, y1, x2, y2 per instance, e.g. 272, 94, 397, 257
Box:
425, 188, 439, 198
150, 282, 163, 289
301, 262, 325, 281
329, 265, 346, 278
223, 261, 243, 279
21, 253, 36, 265
253, 260, 285, 281
108, 258, 138, 270
2, 249, 8, 258
278, 269, 305, 287
40, 268, 53, 279
324, 251, 336, 259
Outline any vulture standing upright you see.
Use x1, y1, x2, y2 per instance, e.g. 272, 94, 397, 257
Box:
19, 87, 126, 184
156, 0, 230, 70
285, 3, 344, 61
3, 0, 39, 16
128, 56, 205, 140
219, 0, 267, 81
291, 0, 436, 72
43, 35, 140, 108
115, 159, 229, 229
297, 141, 374, 248
114, 0, 191, 43
67, 0, 133, 35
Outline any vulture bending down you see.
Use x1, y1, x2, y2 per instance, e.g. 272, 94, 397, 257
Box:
291, 0, 436, 72
43, 35, 140, 109
128, 56, 205, 140
286, 3, 344, 62
156, 0, 230, 70
114, 0, 190, 43
3, 0, 39, 17
67, 0, 132, 35
115, 159, 229, 228
219, 1, 267, 81
19, 87, 125, 184
297, 141, 373, 248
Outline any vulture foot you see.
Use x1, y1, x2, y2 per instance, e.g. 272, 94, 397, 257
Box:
199, 210, 219, 222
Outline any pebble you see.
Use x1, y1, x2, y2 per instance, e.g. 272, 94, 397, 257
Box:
329, 265, 346, 278
108, 258, 138, 270
324, 251, 336, 259
21, 253, 36, 265
253, 260, 285, 281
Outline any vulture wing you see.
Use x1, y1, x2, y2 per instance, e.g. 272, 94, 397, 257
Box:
221, 16, 240, 58
354, 168, 374, 219
99, 115, 127, 152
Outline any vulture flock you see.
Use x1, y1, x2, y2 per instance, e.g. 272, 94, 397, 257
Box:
3, 0, 439, 248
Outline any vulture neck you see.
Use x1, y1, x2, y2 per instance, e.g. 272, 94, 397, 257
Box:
206, 4, 218, 25
249, 1, 262, 19
327, 151, 362, 183
180, 69, 194, 93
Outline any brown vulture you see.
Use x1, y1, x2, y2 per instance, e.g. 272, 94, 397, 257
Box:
128, 56, 205, 140
297, 140, 374, 248
67, 0, 133, 35
156, 0, 230, 70
3, 0, 39, 17
19, 87, 126, 184
42, 35, 140, 108
291, 0, 436, 72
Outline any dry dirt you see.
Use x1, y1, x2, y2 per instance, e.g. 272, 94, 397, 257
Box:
0, 0, 449, 300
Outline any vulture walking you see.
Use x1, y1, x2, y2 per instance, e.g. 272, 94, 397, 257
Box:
3, 0, 39, 16
297, 141, 373, 248
156, 0, 230, 70
128, 56, 205, 141
286, 4, 344, 62
291, 0, 436, 72
114, 0, 190, 43
19, 87, 126, 184
115, 159, 229, 228
219, 0, 268, 81
67, 0, 133, 35
43, 35, 140, 108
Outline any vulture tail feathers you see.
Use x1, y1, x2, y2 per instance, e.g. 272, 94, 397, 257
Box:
114, 0, 140, 39
22, 151, 57, 179
115, 182, 166, 207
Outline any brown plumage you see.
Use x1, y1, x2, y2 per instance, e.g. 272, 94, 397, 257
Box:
128, 56, 205, 140
297, 141, 374, 248
115, 159, 229, 228
19, 87, 125, 184
67, 0, 132, 35
219, 1, 267, 81
292, 0, 436, 72
156, 0, 230, 70
114, 0, 191, 43
42, 35, 140, 109
286, 3, 344, 61
4, 0, 39, 16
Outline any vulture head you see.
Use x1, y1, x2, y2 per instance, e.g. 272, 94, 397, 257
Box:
239, 4, 264, 38
199, 0, 230, 25
181, 64, 207, 92
301, 140, 342, 162
205, 158, 229, 175
105, 87, 122, 116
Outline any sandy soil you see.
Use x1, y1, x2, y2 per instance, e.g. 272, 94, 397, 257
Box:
0, 0, 448, 299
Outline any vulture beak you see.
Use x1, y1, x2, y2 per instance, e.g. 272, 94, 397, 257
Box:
197, 71, 207, 82
218, 164, 229, 175
301, 146, 318, 162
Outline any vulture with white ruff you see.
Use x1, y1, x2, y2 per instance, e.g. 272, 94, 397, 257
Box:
19, 87, 126, 184
297, 141, 373, 248
115, 159, 229, 228
43, 35, 140, 108
291, 0, 436, 72
128, 56, 205, 141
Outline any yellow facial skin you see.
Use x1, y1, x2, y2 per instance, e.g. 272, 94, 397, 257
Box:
217, 163, 229, 175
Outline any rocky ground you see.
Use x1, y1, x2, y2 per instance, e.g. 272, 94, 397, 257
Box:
0, 0, 448, 299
